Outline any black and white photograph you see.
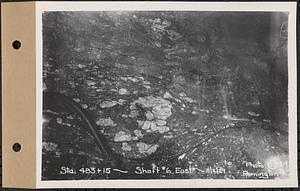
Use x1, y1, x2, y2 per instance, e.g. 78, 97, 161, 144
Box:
38, 2, 297, 187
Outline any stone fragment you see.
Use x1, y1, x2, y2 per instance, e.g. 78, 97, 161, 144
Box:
145, 111, 155, 121
143, 81, 151, 85
56, 118, 63, 124
134, 129, 143, 137
163, 92, 173, 99
118, 99, 127, 105
96, 117, 116, 127
114, 131, 132, 142
157, 126, 170, 134
86, 80, 96, 86
121, 142, 132, 151
119, 88, 129, 95
122, 114, 129, 118
77, 64, 85, 68
73, 98, 80, 103
156, 120, 167, 126
152, 104, 172, 120
81, 104, 88, 109
100, 101, 119, 108
150, 124, 159, 131
136, 142, 158, 155
141, 121, 151, 130
128, 77, 138, 82
184, 97, 195, 103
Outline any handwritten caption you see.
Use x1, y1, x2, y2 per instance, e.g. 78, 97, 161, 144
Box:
58, 159, 288, 178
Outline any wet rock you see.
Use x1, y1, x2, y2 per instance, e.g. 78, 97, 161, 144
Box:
114, 131, 132, 142
96, 117, 117, 127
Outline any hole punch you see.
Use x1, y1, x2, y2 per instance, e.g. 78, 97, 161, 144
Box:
12, 143, 21, 152
12, 40, 21, 49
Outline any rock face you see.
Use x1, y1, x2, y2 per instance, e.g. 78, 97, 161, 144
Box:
106, 95, 173, 158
